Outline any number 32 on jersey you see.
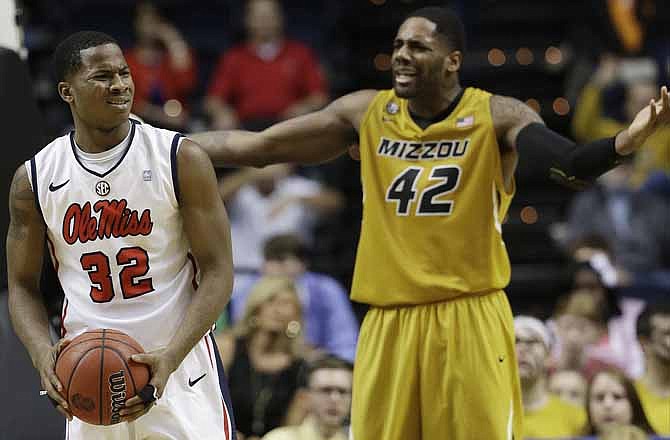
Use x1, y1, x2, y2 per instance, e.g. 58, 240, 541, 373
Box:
80, 246, 154, 303
386, 165, 461, 216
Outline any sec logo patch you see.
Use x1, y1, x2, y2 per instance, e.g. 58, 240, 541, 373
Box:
95, 181, 110, 196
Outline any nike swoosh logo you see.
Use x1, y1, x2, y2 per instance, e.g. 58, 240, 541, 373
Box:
188, 373, 206, 387
48, 180, 70, 192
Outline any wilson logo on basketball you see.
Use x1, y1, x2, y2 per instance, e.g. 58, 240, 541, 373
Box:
62, 199, 153, 245
109, 370, 126, 424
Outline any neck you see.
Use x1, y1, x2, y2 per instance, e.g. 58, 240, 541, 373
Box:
251, 34, 280, 46
408, 76, 462, 118
643, 355, 670, 396
316, 421, 340, 439
249, 328, 292, 355
521, 376, 548, 411
74, 119, 130, 154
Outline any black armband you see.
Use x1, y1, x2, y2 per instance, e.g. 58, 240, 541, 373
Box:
516, 123, 625, 190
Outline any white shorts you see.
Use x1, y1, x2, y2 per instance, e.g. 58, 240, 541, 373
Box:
65, 333, 236, 440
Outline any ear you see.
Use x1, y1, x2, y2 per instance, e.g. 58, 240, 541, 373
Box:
638, 336, 650, 353
445, 50, 463, 73
58, 81, 74, 104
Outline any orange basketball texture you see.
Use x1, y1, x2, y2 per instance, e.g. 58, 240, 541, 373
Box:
55, 329, 150, 425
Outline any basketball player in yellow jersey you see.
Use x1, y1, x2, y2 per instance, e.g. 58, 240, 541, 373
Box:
193, 7, 670, 439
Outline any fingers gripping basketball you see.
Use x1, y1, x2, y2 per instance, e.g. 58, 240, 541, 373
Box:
55, 329, 150, 425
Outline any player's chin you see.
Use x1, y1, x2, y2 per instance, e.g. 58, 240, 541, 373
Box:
393, 83, 416, 99
100, 112, 131, 130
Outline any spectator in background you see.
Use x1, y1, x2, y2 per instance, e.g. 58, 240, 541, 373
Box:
586, 369, 656, 437
205, 0, 328, 131
634, 302, 670, 435
568, 255, 646, 378
548, 369, 588, 407
216, 276, 308, 439
572, 55, 670, 186
124, 1, 197, 130
514, 316, 587, 439
262, 356, 353, 440
552, 289, 629, 378
565, 161, 670, 277
230, 234, 358, 363
218, 164, 343, 309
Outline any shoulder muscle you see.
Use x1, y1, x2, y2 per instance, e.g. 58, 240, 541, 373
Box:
327, 89, 379, 132
490, 94, 544, 150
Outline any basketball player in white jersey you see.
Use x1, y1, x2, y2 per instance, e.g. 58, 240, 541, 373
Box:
7, 31, 237, 439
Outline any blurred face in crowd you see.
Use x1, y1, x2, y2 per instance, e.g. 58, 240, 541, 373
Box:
392, 17, 459, 100
573, 268, 606, 302
643, 314, 670, 363
515, 326, 549, 384
245, 0, 284, 42
59, 43, 134, 131
589, 372, 633, 435
308, 368, 353, 430
264, 255, 306, 278
556, 312, 601, 348
134, 2, 162, 43
548, 370, 587, 406
254, 289, 301, 334
625, 81, 657, 121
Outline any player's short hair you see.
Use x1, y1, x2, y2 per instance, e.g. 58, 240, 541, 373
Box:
405, 7, 466, 53
302, 355, 353, 387
263, 233, 308, 262
52, 31, 119, 82
636, 301, 670, 339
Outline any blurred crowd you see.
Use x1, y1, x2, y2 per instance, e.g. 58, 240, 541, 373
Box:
18, 0, 670, 438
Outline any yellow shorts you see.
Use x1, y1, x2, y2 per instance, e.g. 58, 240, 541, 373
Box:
351, 290, 523, 440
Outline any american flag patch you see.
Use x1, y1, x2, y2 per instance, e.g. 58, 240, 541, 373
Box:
456, 115, 474, 127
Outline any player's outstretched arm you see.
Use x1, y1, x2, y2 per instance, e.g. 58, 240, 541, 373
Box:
492, 87, 670, 190
191, 90, 377, 168
617, 85, 670, 155
6, 165, 72, 419
123, 139, 234, 422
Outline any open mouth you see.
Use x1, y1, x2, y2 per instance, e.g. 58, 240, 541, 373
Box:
107, 98, 130, 107
393, 68, 417, 86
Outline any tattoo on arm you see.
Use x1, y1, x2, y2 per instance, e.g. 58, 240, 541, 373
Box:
490, 95, 544, 150
8, 168, 38, 240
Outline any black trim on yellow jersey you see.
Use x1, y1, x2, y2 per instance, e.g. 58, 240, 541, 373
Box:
408, 88, 465, 130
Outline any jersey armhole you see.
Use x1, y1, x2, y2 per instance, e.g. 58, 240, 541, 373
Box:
170, 133, 186, 204
28, 158, 44, 220
359, 91, 384, 136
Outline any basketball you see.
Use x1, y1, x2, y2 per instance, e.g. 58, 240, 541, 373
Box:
55, 329, 150, 425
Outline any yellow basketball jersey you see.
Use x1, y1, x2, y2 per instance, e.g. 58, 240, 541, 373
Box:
522, 395, 587, 438
351, 87, 514, 306
635, 380, 670, 435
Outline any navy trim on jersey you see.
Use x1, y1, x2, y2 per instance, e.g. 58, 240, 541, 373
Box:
29, 158, 44, 219
69, 119, 137, 178
209, 332, 237, 439
170, 133, 184, 204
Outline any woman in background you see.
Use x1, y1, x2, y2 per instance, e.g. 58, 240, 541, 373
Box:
585, 369, 656, 438
216, 276, 308, 440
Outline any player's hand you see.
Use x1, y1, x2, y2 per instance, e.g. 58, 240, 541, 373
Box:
120, 348, 180, 422
36, 338, 72, 420
617, 85, 670, 155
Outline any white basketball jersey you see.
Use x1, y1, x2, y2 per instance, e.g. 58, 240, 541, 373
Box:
27, 120, 197, 351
